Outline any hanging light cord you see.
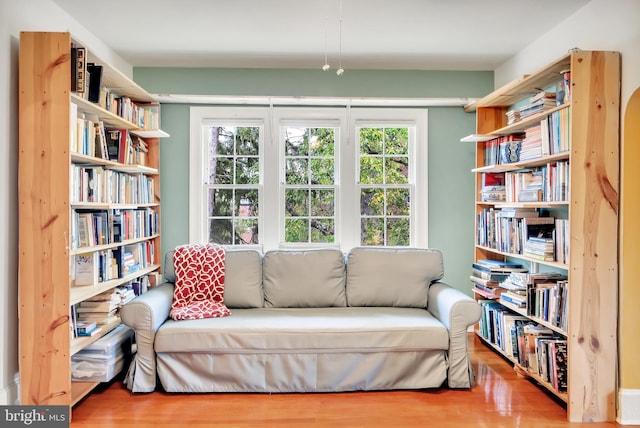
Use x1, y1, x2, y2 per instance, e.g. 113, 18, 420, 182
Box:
337, 0, 344, 75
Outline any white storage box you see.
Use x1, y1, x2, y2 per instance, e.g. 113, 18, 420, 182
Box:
72, 324, 134, 382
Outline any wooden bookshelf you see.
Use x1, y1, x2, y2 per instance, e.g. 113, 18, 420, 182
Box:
18, 31, 168, 412
466, 51, 620, 422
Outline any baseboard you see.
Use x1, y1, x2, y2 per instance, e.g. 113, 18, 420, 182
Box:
618, 389, 640, 425
0, 375, 19, 405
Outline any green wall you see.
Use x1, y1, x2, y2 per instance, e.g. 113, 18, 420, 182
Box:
134, 67, 493, 294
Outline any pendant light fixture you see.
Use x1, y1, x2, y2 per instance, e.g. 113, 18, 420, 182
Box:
321, 0, 344, 76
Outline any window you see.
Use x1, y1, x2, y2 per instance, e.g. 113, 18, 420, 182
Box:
282, 125, 337, 244
358, 126, 412, 246
190, 105, 428, 251
206, 125, 260, 245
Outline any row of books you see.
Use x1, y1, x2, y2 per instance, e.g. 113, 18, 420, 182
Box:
71, 44, 160, 130
72, 208, 158, 249
502, 161, 570, 203
528, 278, 569, 331
477, 299, 567, 394
477, 209, 559, 259
472, 262, 569, 332
72, 241, 156, 286
71, 165, 155, 205
482, 158, 570, 205
482, 109, 570, 168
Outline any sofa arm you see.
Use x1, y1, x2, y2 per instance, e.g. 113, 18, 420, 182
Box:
427, 281, 482, 388
120, 282, 174, 392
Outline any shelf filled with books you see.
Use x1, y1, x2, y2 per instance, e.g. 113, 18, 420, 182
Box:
19, 32, 168, 411
464, 51, 620, 422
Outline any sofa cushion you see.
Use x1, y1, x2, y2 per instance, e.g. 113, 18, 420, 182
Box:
223, 249, 264, 308
164, 248, 264, 309
262, 248, 346, 308
346, 247, 444, 308
169, 244, 231, 320
154, 307, 449, 353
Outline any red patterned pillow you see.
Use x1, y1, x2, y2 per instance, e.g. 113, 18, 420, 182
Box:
170, 244, 231, 320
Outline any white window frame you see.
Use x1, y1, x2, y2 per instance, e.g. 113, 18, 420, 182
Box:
189, 105, 428, 251
189, 107, 271, 249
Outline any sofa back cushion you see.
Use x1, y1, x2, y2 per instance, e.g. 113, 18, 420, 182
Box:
262, 248, 347, 308
346, 247, 444, 308
223, 249, 264, 308
164, 248, 264, 309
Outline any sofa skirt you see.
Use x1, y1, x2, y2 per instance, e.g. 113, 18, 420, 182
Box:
156, 350, 448, 393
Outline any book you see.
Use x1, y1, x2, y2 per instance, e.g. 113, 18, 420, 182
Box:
522, 324, 555, 373
497, 208, 539, 218
77, 325, 102, 337
471, 268, 511, 282
86, 63, 103, 103
476, 259, 524, 269
105, 129, 122, 162
74, 252, 99, 286
75, 321, 97, 335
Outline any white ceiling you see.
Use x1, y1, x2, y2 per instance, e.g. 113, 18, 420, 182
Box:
53, 0, 590, 71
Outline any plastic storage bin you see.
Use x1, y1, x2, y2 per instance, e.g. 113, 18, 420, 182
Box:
72, 324, 134, 382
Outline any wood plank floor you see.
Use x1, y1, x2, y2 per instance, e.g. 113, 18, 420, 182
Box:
69, 334, 627, 427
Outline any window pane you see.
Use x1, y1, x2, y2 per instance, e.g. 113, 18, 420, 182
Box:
385, 157, 409, 184
209, 218, 233, 244
309, 128, 334, 156
285, 189, 308, 216
211, 157, 233, 184
285, 128, 308, 156
360, 187, 384, 216
310, 158, 334, 185
386, 188, 410, 215
236, 127, 260, 156
285, 158, 308, 185
360, 157, 383, 184
311, 218, 334, 243
285, 218, 309, 242
209, 126, 233, 156
361, 217, 384, 246
235, 189, 259, 216
385, 128, 409, 155
235, 157, 260, 184
360, 128, 383, 155
387, 218, 410, 246
208, 188, 233, 216
234, 218, 259, 245
311, 189, 334, 216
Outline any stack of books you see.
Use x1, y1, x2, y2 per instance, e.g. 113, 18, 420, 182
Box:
519, 92, 557, 120
480, 172, 506, 203
470, 259, 528, 299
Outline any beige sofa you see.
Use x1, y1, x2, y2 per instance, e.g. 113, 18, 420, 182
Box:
121, 247, 481, 393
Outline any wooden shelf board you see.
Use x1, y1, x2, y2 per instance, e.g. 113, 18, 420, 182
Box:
71, 381, 100, 406
465, 54, 571, 112
474, 245, 569, 270
460, 134, 495, 143
70, 318, 122, 356
131, 129, 170, 138
472, 152, 570, 173
70, 264, 160, 304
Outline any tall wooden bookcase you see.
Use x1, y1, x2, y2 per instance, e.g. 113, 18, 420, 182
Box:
463, 51, 620, 422
18, 32, 167, 410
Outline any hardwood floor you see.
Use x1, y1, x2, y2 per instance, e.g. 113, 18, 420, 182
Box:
69, 334, 626, 427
